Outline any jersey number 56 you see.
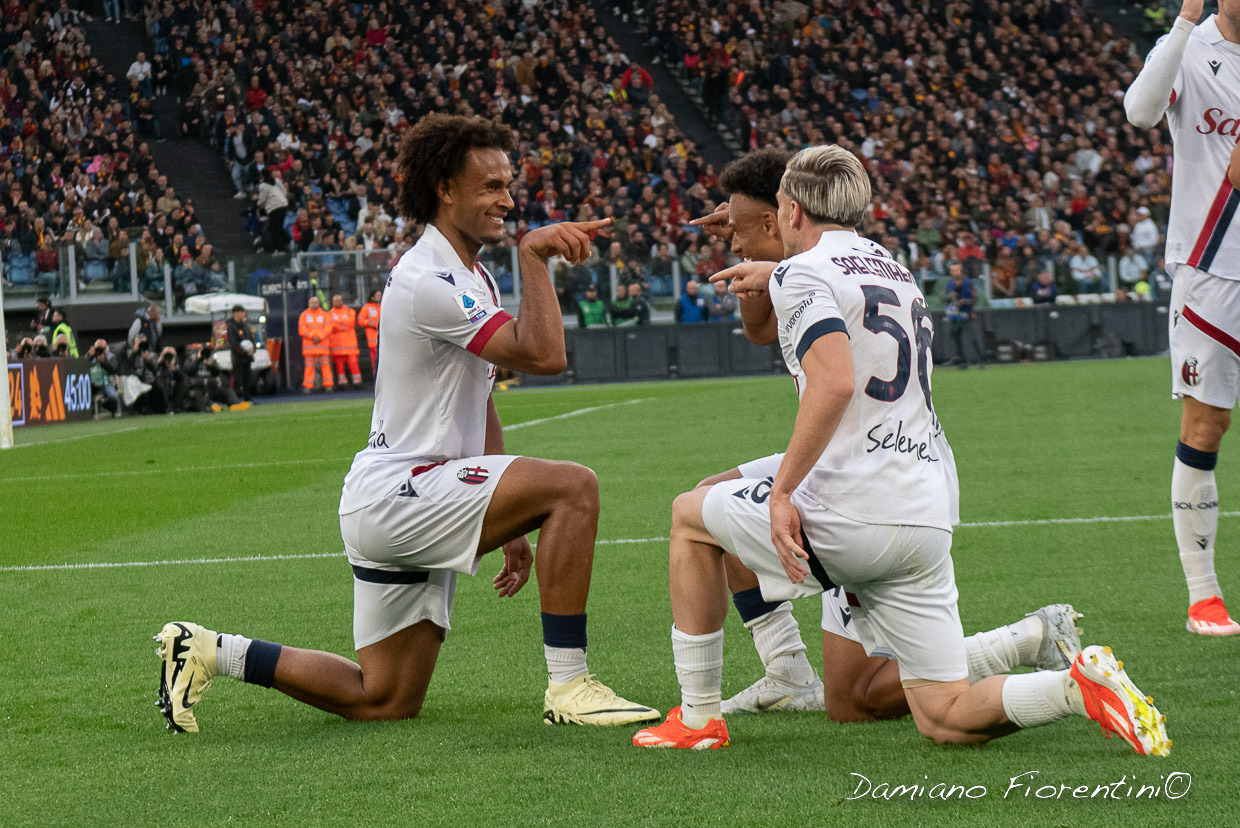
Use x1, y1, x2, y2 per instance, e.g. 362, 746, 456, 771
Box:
860, 285, 933, 412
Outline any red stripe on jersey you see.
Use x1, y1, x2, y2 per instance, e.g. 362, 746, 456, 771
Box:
1169, 89, 1177, 106
1183, 305, 1240, 358
1188, 174, 1236, 268
466, 310, 514, 356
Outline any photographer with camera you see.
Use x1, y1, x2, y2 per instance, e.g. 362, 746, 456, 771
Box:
155, 346, 187, 413
118, 334, 167, 414
12, 338, 35, 359
184, 344, 245, 412
51, 310, 78, 357
88, 339, 122, 419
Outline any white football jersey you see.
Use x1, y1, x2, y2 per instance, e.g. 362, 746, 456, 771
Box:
1150, 16, 1240, 278
769, 230, 955, 531
339, 224, 512, 514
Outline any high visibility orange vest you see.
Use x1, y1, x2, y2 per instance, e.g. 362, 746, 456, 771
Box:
299, 308, 332, 356
358, 302, 380, 348
329, 305, 358, 354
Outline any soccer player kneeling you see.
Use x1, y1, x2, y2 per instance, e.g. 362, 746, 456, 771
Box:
154, 114, 658, 732
634, 147, 1169, 755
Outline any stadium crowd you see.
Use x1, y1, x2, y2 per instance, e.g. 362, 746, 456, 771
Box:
0, 3, 220, 300
646, 0, 1177, 299
141, 0, 732, 301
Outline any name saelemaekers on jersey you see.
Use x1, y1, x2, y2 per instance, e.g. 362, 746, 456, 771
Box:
768, 231, 955, 531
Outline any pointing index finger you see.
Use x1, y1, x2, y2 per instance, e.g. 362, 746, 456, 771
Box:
572, 218, 612, 231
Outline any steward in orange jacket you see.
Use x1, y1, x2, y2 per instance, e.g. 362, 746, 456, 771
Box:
329, 294, 361, 387
299, 296, 334, 391
357, 289, 381, 378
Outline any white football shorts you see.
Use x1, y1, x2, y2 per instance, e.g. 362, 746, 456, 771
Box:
820, 587, 862, 645
340, 454, 521, 650
1170, 264, 1240, 410
702, 476, 966, 683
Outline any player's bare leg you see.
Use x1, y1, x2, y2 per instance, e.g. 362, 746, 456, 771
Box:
821, 635, 907, 722
1174, 397, 1239, 634
477, 457, 659, 724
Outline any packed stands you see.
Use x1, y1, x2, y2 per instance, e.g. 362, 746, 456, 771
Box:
646, 0, 1175, 299
144, 0, 726, 300
0, 4, 214, 301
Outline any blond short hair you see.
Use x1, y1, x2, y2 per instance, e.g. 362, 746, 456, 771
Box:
779, 146, 871, 228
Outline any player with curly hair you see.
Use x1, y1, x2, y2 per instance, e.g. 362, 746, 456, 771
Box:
153, 114, 659, 731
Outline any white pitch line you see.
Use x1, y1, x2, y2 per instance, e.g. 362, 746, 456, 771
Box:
0, 512, 1227, 574
1, 457, 347, 484
502, 398, 648, 431
9, 425, 143, 448
0, 537, 672, 573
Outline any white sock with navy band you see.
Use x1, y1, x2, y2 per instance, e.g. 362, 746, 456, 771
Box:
732, 589, 815, 686
1172, 441, 1222, 605
672, 626, 724, 729
542, 613, 589, 684
214, 634, 282, 687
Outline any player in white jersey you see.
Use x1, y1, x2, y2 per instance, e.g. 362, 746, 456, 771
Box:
1125, 0, 1240, 635
153, 114, 657, 732
687, 150, 1083, 719
635, 146, 1168, 755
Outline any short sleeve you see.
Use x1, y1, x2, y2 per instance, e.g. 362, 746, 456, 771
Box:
413, 271, 514, 355
772, 262, 848, 364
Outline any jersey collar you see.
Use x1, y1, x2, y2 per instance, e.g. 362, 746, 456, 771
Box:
421, 223, 475, 274
1200, 16, 1240, 54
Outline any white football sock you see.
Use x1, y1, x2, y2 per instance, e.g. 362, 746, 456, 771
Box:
216, 632, 252, 680
746, 602, 815, 686
544, 646, 588, 685
1172, 457, 1222, 605
672, 626, 724, 729
964, 613, 1041, 683
1001, 670, 1083, 728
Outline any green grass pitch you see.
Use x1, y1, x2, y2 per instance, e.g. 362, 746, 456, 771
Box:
2, 357, 1237, 825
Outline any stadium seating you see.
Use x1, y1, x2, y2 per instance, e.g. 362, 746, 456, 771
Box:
0, 6, 208, 300
144, 0, 723, 298
645, 0, 1174, 299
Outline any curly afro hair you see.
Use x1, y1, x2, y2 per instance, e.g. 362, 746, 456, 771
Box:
395, 114, 515, 225
719, 148, 793, 210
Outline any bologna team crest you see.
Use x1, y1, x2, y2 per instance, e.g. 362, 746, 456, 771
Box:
457, 466, 490, 485
1182, 357, 1200, 387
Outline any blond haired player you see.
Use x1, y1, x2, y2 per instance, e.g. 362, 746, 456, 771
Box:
1126, 0, 1240, 635
634, 146, 1168, 756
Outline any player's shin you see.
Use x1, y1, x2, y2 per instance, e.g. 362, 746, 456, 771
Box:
1172, 442, 1222, 605
672, 626, 724, 728
999, 671, 1084, 728
733, 591, 815, 686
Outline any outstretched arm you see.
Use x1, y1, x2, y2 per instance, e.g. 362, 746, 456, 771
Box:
709, 261, 778, 345
1124, 3, 1199, 128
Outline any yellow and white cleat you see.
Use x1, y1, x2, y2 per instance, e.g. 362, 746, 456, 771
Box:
1028, 603, 1083, 671
153, 622, 218, 733
1186, 596, 1240, 636
543, 674, 660, 726
1069, 645, 1169, 757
